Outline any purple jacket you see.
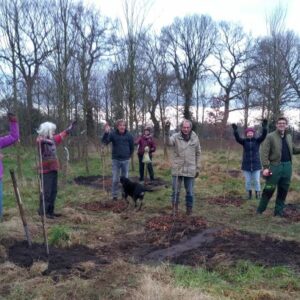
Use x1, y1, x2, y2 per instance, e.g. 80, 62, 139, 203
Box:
135, 134, 156, 156
0, 121, 19, 179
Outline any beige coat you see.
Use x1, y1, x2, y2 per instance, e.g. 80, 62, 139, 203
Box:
167, 131, 201, 177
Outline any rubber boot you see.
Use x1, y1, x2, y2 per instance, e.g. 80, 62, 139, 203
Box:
255, 191, 260, 199
186, 206, 193, 216
172, 202, 179, 216
247, 190, 252, 200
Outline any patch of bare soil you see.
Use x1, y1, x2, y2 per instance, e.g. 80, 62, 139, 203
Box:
208, 196, 245, 207
5, 241, 109, 277
227, 169, 241, 178
74, 175, 169, 191
80, 200, 129, 213
144, 227, 300, 272
74, 175, 111, 190
80, 200, 128, 213
145, 214, 208, 247
283, 204, 300, 222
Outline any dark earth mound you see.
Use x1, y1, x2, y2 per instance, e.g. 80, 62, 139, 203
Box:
283, 204, 300, 222
145, 213, 208, 247
74, 175, 169, 191
227, 169, 241, 178
80, 200, 129, 213
7, 241, 109, 276
208, 196, 245, 207
144, 226, 300, 272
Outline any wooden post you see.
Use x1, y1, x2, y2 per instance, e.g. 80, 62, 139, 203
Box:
9, 169, 32, 247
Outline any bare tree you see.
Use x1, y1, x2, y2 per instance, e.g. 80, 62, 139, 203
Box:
281, 31, 300, 103
46, 0, 77, 129
10, 0, 53, 138
251, 5, 291, 124
72, 3, 111, 138
143, 34, 174, 138
209, 21, 251, 126
161, 14, 216, 120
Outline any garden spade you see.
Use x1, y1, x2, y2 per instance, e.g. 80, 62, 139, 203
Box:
9, 169, 32, 247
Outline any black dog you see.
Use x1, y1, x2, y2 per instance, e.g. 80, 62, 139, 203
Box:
120, 176, 151, 210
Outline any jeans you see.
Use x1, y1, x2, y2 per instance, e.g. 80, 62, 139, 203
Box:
0, 180, 3, 218
171, 176, 194, 207
243, 170, 261, 191
138, 154, 154, 181
112, 159, 129, 198
39, 171, 58, 215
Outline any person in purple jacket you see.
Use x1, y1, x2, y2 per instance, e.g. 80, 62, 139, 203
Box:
0, 113, 19, 220
135, 127, 156, 182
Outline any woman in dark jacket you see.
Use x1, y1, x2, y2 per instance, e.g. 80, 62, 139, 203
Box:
232, 119, 268, 199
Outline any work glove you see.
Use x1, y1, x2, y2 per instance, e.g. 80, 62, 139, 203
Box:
262, 119, 268, 128
195, 171, 199, 178
65, 120, 77, 134
7, 112, 17, 122
231, 123, 238, 131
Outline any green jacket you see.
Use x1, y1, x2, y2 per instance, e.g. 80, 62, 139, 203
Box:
167, 131, 201, 177
261, 130, 300, 168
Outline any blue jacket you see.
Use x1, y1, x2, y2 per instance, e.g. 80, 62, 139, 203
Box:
233, 127, 267, 171
102, 129, 134, 161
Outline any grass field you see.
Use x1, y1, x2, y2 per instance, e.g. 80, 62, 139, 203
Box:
1, 141, 300, 300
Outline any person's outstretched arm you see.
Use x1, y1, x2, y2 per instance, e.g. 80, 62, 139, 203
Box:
0, 113, 19, 149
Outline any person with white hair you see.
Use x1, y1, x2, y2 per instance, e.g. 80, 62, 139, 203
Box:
37, 120, 76, 219
165, 119, 201, 216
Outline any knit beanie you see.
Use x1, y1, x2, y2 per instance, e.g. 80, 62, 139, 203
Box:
245, 127, 255, 134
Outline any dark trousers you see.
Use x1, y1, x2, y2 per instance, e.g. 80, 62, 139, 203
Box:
138, 154, 154, 181
39, 171, 58, 215
257, 162, 292, 216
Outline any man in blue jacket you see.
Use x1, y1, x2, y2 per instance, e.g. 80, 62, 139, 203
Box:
102, 119, 134, 200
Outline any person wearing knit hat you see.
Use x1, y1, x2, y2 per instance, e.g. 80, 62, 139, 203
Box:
232, 119, 268, 199
135, 126, 156, 182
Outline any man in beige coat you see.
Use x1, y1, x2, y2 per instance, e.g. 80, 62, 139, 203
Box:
165, 119, 201, 215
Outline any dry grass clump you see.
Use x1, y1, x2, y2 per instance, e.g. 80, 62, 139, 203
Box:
131, 265, 213, 300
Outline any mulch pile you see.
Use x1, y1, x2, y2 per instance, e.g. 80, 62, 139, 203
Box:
80, 200, 128, 213
208, 196, 245, 207
145, 214, 207, 247
283, 204, 300, 222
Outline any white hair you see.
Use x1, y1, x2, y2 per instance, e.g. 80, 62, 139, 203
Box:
37, 122, 56, 138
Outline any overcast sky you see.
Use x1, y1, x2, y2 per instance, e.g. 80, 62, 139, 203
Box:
84, 0, 299, 36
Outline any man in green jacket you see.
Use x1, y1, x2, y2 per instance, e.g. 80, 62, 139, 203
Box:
165, 119, 201, 216
257, 117, 300, 216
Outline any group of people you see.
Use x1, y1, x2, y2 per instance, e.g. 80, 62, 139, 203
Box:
0, 113, 299, 221
233, 116, 300, 217
101, 116, 300, 218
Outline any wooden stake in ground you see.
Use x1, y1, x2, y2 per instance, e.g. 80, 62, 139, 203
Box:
37, 141, 49, 256
9, 169, 32, 247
